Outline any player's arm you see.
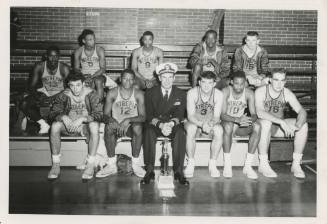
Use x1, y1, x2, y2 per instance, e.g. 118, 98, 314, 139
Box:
131, 49, 146, 81
92, 46, 106, 77
255, 87, 284, 124
212, 89, 223, 125
285, 88, 307, 129
28, 62, 42, 95
125, 90, 146, 123
246, 88, 258, 122
189, 43, 202, 68
187, 89, 203, 127
216, 49, 230, 78
220, 87, 237, 123
60, 62, 71, 88
73, 48, 82, 72
232, 48, 243, 72
103, 88, 118, 124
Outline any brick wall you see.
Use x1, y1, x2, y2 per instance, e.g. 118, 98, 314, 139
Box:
10, 7, 317, 85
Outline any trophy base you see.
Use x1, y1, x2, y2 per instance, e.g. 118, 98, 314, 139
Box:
158, 175, 174, 189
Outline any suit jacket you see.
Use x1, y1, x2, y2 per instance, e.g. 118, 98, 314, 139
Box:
145, 85, 186, 126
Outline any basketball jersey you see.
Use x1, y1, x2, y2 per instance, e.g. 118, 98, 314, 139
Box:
194, 87, 215, 122
226, 86, 247, 118
66, 87, 92, 121
242, 46, 261, 76
136, 46, 162, 80
41, 62, 64, 96
112, 88, 138, 123
80, 46, 100, 76
202, 42, 219, 72
263, 85, 286, 119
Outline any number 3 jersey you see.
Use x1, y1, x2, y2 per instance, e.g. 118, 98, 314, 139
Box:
263, 85, 286, 119
226, 86, 247, 118
194, 87, 216, 122
112, 88, 138, 123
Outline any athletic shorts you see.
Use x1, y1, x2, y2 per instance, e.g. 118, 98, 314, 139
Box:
106, 122, 142, 138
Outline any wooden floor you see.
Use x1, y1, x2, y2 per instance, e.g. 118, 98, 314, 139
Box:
9, 163, 316, 217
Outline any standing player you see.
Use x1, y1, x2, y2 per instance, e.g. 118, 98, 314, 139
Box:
47, 71, 103, 180
20, 46, 70, 134
184, 71, 224, 178
131, 31, 163, 90
141, 63, 189, 185
221, 71, 261, 179
233, 31, 270, 87
189, 30, 230, 90
255, 68, 308, 178
74, 29, 107, 99
96, 69, 146, 178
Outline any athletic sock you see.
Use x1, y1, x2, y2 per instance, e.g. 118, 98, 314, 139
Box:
244, 153, 255, 168
52, 154, 61, 164
223, 153, 232, 167
292, 153, 303, 166
87, 155, 96, 164
108, 156, 117, 165
259, 154, 269, 165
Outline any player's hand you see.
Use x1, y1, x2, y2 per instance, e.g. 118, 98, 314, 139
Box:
120, 119, 131, 135
238, 115, 252, 126
280, 120, 296, 138
145, 80, 154, 88
202, 121, 211, 134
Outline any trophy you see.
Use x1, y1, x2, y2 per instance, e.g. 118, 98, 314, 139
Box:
157, 138, 174, 189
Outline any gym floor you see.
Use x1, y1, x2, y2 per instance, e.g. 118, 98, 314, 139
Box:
9, 163, 316, 217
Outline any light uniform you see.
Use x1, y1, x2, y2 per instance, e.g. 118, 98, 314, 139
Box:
202, 42, 220, 72
80, 46, 100, 88
39, 62, 64, 97
134, 46, 162, 80
263, 85, 286, 135
226, 86, 247, 118
242, 46, 264, 86
112, 88, 138, 123
195, 87, 215, 122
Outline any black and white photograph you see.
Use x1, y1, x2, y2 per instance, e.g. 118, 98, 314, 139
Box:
2, 0, 327, 223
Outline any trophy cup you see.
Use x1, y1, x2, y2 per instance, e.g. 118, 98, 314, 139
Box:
157, 138, 174, 189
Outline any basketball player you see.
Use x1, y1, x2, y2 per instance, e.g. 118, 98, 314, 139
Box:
131, 31, 163, 89
184, 71, 224, 178
189, 30, 230, 90
255, 68, 308, 178
47, 71, 103, 180
233, 31, 270, 87
74, 29, 107, 99
221, 71, 261, 179
20, 46, 70, 134
96, 69, 146, 178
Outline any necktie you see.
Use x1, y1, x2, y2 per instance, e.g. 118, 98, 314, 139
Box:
163, 90, 169, 101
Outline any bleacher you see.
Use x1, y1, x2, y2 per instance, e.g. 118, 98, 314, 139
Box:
9, 40, 317, 167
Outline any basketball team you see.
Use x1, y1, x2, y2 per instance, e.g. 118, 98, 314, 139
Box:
19, 29, 309, 185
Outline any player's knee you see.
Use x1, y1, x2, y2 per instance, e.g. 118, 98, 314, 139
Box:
88, 122, 99, 134
300, 122, 309, 132
259, 119, 272, 131
51, 122, 63, 133
253, 122, 261, 134
104, 124, 115, 136
222, 122, 234, 135
213, 124, 223, 137
185, 123, 197, 136
133, 124, 142, 136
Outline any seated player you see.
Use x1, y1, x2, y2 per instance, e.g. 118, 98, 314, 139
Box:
221, 71, 261, 179
74, 29, 108, 99
47, 71, 103, 180
19, 46, 70, 134
96, 69, 146, 178
184, 71, 224, 178
189, 30, 230, 90
233, 31, 270, 87
141, 63, 189, 185
131, 31, 163, 90
255, 68, 308, 178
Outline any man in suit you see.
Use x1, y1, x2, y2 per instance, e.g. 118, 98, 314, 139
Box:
141, 63, 189, 186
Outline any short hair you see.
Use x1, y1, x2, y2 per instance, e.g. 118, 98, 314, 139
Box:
270, 68, 287, 77
81, 29, 95, 39
143, 31, 154, 39
204, 30, 218, 40
66, 71, 85, 83
46, 45, 60, 56
246, 31, 259, 37
231, 71, 246, 80
200, 71, 216, 81
121, 69, 135, 79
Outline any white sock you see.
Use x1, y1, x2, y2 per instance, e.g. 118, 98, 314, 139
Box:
108, 156, 117, 165
244, 153, 254, 168
132, 156, 139, 164
224, 153, 232, 166
87, 155, 96, 164
259, 154, 269, 165
52, 154, 61, 164
209, 159, 217, 166
292, 153, 303, 165
188, 158, 195, 165
37, 119, 48, 126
